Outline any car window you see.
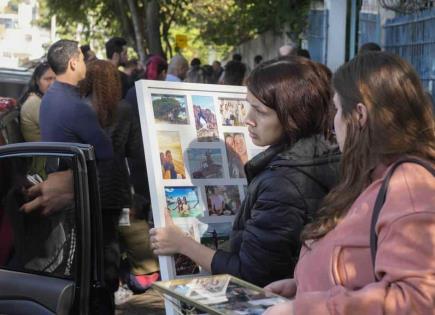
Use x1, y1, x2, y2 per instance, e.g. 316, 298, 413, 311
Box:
0, 155, 78, 279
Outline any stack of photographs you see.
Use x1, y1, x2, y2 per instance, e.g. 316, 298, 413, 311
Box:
153, 275, 290, 315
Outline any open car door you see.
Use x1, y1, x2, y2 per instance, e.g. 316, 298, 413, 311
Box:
0, 142, 98, 315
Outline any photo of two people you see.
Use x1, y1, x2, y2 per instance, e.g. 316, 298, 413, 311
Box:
164, 186, 203, 218
224, 132, 248, 179
205, 185, 241, 216
192, 95, 219, 142
157, 131, 186, 180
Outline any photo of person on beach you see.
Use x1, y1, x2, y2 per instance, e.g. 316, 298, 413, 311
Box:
158, 131, 186, 179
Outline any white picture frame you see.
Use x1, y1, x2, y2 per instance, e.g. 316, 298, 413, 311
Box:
136, 79, 263, 285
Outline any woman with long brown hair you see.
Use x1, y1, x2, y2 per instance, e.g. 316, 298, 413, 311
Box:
80, 59, 143, 311
149, 57, 340, 287
264, 52, 435, 314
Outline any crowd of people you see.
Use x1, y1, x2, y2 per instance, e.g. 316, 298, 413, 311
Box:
1, 34, 434, 315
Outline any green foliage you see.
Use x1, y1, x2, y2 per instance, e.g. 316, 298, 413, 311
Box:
166, 24, 231, 63
3, 0, 19, 13
38, 0, 312, 60
184, 0, 312, 46
153, 97, 187, 124
38, 0, 127, 57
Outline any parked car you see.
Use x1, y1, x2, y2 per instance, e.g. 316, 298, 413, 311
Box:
0, 142, 107, 315
0, 67, 32, 99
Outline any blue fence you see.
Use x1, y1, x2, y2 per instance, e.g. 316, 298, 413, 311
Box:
306, 9, 328, 64
359, 12, 381, 47
384, 8, 435, 101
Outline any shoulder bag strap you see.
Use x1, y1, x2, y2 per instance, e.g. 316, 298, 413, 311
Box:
370, 157, 435, 277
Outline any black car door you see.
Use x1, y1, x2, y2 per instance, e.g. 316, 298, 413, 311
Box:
0, 142, 96, 315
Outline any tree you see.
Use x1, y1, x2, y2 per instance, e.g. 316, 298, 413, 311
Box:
182, 0, 312, 46
39, 0, 312, 62
39, 0, 186, 62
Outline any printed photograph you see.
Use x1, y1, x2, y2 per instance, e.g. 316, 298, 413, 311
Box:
167, 275, 231, 304
192, 95, 219, 142
164, 186, 204, 218
185, 276, 231, 305
201, 222, 232, 251
224, 132, 249, 178
213, 282, 288, 314
152, 94, 189, 124
205, 185, 241, 216
187, 148, 224, 179
157, 131, 186, 179
175, 253, 200, 276
219, 98, 249, 126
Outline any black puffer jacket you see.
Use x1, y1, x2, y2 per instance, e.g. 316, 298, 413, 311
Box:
211, 134, 340, 287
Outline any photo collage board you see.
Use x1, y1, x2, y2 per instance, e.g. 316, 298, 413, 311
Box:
136, 80, 264, 281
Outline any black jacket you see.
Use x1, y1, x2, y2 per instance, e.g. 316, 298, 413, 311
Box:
98, 100, 143, 210
211, 134, 340, 287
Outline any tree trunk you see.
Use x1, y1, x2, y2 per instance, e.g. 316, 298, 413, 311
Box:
126, 0, 146, 63
114, 0, 136, 49
146, 0, 164, 57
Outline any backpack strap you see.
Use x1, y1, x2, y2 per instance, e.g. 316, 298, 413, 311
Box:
370, 157, 435, 278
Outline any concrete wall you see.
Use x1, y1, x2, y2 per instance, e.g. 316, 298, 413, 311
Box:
232, 30, 294, 70
230, 0, 350, 71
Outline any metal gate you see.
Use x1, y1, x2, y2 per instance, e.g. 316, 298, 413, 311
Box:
306, 9, 328, 64
359, 12, 381, 47
384, 8, 435, 101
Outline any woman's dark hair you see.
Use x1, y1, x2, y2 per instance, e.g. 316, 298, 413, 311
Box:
18, 61, 52, 105
105, 37, 127, 59
79, 60, 121, 127
246, 57, 333, 143
358, 42, 381, 55
202, 65, 214, 84
190, 58, 201, 67
302, 51, 435, 242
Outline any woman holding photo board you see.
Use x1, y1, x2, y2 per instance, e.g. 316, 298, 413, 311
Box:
264, 52, 435, 314
150, 57, 340, 287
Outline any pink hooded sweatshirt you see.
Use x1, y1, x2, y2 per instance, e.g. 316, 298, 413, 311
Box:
294, 160, 435, 315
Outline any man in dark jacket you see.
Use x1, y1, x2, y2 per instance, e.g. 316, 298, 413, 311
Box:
40, 39, 113, 161
106, 37, 132, 98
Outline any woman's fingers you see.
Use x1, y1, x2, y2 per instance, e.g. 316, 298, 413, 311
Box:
164, 209, 174, 225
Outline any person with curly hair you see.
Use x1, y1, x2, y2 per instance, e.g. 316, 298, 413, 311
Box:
80, 59, 145, 311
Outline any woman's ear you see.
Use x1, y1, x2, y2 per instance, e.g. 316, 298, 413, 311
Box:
355, 102, 368, 128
